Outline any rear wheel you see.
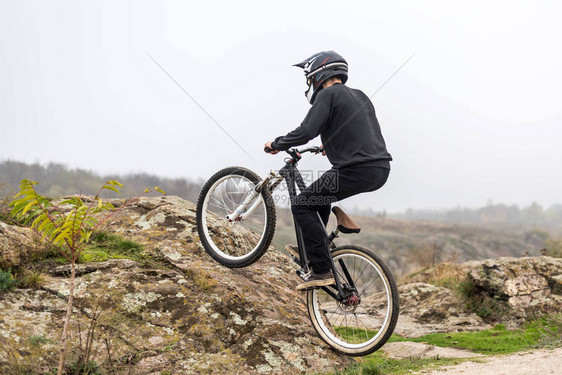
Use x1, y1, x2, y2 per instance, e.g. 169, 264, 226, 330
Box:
196, 167, 276, 268
306, 245, 399, 356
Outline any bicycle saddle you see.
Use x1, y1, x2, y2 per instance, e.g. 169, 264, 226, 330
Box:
332, 206, 361, 234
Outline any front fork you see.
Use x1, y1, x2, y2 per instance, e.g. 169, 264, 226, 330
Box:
225, 171, 283, 222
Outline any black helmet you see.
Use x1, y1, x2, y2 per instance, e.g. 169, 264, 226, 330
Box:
293, 51, 348, 104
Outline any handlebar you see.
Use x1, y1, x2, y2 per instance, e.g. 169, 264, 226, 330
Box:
264, 145, 324, 154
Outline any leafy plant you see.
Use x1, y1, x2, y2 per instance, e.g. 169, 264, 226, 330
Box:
10, 179, 163, 375
0, 270, 18, 291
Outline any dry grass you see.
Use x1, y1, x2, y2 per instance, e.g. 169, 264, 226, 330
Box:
18, 269, 47, 289
403, 262, 467, 290
425, 262, 467, 289
185, 266, 218, 291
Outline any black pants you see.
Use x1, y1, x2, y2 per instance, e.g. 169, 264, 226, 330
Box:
291, 165, 390, 274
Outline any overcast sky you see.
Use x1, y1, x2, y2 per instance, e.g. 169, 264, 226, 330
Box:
1, 0, 561, 212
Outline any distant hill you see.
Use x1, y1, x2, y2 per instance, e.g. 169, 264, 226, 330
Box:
356, 203, 562, 229
2, 159, 560, 278
0, 160, 203, 202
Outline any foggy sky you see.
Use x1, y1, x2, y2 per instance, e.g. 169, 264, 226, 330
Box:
1, 0, 561, 212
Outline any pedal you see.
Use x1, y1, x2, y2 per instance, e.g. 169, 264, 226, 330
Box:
296, 268, 311, 281
285, 244, 299, 258
284, 245, 301, 266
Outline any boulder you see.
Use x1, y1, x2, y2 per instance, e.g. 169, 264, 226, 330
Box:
0, 222, 42, 269
467, 257, 562, 318
396, 283, 490, 337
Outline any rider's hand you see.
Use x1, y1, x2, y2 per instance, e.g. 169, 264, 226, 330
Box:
320, 144, 326, 156
264, 141, 279, 155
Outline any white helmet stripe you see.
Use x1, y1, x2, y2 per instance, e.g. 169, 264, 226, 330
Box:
305, 62, 348, 78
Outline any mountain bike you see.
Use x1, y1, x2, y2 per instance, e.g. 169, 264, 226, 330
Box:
195, 146, 399, 356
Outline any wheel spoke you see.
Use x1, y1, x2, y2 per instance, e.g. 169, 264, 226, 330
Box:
197, 169, 273, 265
307, 248, 398, 355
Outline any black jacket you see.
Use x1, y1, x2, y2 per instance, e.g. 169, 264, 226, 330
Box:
271, 83, 392, 169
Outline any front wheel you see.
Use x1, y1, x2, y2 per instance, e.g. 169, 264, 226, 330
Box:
196, 167, 276, 268
307, 245, 399, 356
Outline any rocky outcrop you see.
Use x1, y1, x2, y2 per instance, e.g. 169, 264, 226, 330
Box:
466, 256, 562, 318
0, 196, 352, 374
2, 195, 562, 373
0, 222, 42, 269
395, 283, 490, 337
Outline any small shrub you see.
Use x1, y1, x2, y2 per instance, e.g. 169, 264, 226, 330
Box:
29, 334, 52, 347
0, 270, 18, 291
457, 278, 510, 321
19, 270, 46, 289
68, 359, 100, 375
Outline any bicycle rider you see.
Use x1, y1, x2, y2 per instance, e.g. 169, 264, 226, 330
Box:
264, 51, 392, 291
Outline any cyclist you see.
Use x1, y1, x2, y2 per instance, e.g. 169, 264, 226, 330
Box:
264, 50, 392, 290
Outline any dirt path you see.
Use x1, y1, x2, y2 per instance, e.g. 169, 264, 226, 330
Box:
417, 348, 562, 375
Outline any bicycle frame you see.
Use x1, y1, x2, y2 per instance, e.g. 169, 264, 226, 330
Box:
264, 147, 354, 302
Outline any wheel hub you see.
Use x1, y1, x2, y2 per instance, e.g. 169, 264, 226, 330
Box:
338, 291, 361, 312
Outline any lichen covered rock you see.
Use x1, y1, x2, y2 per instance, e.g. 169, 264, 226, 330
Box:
0, 222, 43, 269
396, 283, 490, 337
467, 256, 562, 318
1, 196, 352, 374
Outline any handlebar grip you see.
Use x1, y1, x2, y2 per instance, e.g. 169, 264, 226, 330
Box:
264, 146, 273, 153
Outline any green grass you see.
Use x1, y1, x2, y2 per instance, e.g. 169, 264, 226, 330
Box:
537, 313, 562, 348
42, 232, 145, 264
336, 322, 548, 355
333, 354, 462, 375
28, 334, 52, 347
79, 231, 143, 262
331, 318, 562, 375
390, 323, 545, 354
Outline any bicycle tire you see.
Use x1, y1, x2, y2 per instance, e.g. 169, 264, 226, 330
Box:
196, 166, 276, 268
306, 245, 399, 356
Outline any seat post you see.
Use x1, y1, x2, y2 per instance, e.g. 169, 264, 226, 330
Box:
327, 228, 340, 247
